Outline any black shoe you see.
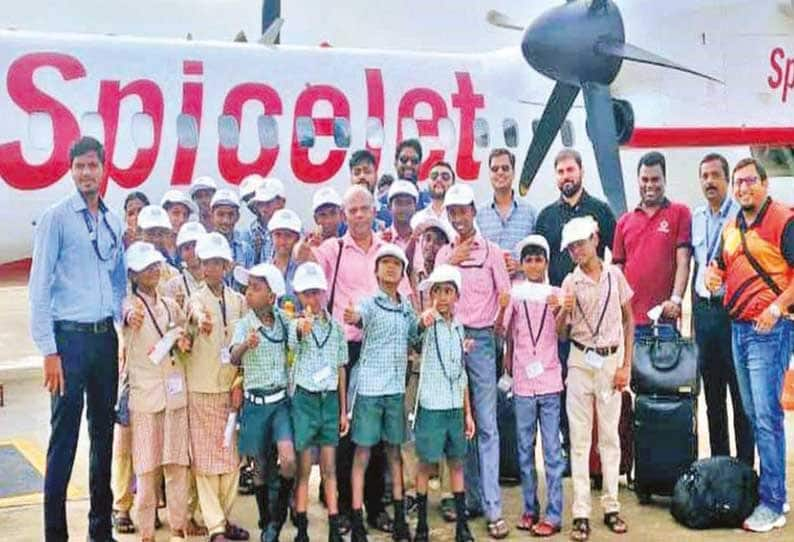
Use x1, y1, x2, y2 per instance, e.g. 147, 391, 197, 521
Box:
405, 494, 418, 517
367, 510, 393, 533
351, 509, 369, 542
413, 524, 429, 542
293, 512, 309, 542
336, 514, 351, 536
455, 522, 475, 542
328, 515, 343, 542
392, 521, 411, 542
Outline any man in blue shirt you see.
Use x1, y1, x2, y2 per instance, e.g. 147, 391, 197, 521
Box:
29, 136, 127, 542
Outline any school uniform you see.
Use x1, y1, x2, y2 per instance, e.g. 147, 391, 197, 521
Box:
163, 265, 204, 309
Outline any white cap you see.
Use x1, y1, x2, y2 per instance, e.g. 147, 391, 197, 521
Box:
515, 234, 550, 259
251, 177, 286, 204
292, 262, 328, 293
267, 209, 302, 234
374, 242, 408, 270
410, 214, 455, 243
560, 216, 598, 251
387, 180, 419, 202
233, 263, 286, 297
239, 174, 267, 200
443, 183, 475, 208
419, 264, 462, 292
196, 232, 233, 262
126, 241, 165, 272
210, 188, 240, 209
176, 221, 206, 247
138, 205, 173, 231
189, 175, 218, 197
312, 186, 343, 213
160, 189, 198, 215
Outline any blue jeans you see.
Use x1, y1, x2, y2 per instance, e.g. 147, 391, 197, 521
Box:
463, 327, 502, 521
514, 393, 564, 526
45, 325, 118, 542
731, 319, 791, 514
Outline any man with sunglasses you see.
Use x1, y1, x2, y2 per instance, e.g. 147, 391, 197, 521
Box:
706, 157, 794, 533
412, 161, 455, 226
30, 136, 127, 542
378, 140, 432, 225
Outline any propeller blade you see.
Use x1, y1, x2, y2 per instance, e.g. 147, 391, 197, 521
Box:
259, 17, 284, 45
595, 39, 722, 83
518, 81, 580, 196
486, 10, 524, 31
581, 81, 627, 215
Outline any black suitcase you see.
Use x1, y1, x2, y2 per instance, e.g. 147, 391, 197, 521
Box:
633, 394, 697, 503
632, 331, 699, 396
497, 388, 520, 484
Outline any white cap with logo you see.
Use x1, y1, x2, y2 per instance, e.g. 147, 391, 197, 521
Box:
312, 187, 343, 213
239, 174, 267, 201
138, 205, 173, 231
189, 175, 218, 197
251, 177, 286, 204
233, 263, 286, 297
388, 180, 419, 202
126, 241, 165, 272
292, 262, 328, 293
410, 214, 455, 243
210, 189, 241, 209
443, 184, 475, 208
419, 264, 462, 292
560, 216, 598, 251
196, 232, 233, 262
267, 209, 302, 234
176, 222, 206, 247
515, 234, 551, 259
161, 189, 198, 215
374, 242, 409, 269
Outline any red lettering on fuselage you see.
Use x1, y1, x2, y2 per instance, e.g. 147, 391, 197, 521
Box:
767, 46, 794, 103
171, 60, 204, 185
397, 88, 448, 180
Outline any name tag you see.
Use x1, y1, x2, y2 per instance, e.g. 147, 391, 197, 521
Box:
220, 348, 231, 365
313, 365, 333, 384
148, 328, 181, 365
584, 350, 605, 370
524, 361, 544, 380
166, 373, 184, 396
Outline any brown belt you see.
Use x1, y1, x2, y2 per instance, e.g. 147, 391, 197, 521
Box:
571, 339, 618, 357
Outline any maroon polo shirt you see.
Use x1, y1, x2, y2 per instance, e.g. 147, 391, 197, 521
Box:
612, 199, 692, 325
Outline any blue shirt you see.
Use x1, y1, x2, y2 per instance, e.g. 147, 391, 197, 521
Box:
242, 220, 273, 265
418, 315, 468, 410
29, 193, 127, 355
476, 195, 537, 257
692, 196, 739, 298
225, 230, 255, 289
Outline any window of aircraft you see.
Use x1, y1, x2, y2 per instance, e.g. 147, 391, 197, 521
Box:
437, 118, 456, 149
295, 116, 315, 148
176, 114, 199, 149
561, 120, 575, 147
751, 145, 794, 177
80, 113, 104, 141
474, 117, 490, 148
28, 112, 52, 151
218, 115, 240, 149
132, 113, 155, 149
503, 118, 519, 148
401, 118, 419, 141
257, 115, 279, 149
366, 117, 384, 149
333, 117, 351, 148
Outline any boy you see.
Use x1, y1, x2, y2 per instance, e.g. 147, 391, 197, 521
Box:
500, 235, 564, 536
164, 221, 206, 308
210, 189, 255, 288
137, 205, 180, 289
229, 263, 296, 542
289, 262, 349, 541
343, 243, 419, 542
412, 264, 476, 542
161, 188, 197, 267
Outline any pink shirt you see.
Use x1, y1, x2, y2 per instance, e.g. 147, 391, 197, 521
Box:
315, 232, 412, 341
435, 233, 511, 329
505, 286, 563, 396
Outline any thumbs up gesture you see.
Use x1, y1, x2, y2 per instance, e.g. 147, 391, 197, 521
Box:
127, 298, 145, 330
343, 299, 360, 325
298, 306, 315, 335
199, 307, 213, 335
705, 261, 724, 293
245, 327, 260, 349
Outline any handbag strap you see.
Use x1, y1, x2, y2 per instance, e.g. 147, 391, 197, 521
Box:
326, 239, 345, 313
738, 224, 783, 296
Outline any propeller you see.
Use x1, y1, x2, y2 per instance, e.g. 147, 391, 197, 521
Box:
488, 0, 720, 215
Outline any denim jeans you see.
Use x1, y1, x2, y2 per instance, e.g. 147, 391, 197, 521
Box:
731, 319, 791, 514
45, 326, 118, 542
514, 393, 564, 526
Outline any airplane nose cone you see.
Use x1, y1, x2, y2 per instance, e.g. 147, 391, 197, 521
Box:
521, 0, 624, 86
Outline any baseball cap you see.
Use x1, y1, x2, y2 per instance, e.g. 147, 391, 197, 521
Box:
292, 262, 328, 293
251, 177, 286, 204
160, 189, 198, 215
419, 264, 462, 292
233, 263, 286, 297
176, 222, 206, 247
210, 188, 240, 209
560, 216, 598, 251
267, 209, 302, 234
410, 214, 455, 243
196, 232, 233, 262
515, 234, 550, 259
239, 174, 267, 201
387, 180, 419, 203
443, 183, 475, 208
137, 205, 173, 231
189, 175, 218, 197
126, 241, 165, 272
374, 242, 408, 269
312, 186, 343, 213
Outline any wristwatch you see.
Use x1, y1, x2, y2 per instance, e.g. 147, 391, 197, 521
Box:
670, 294, 683, 306
769, 303, 782, 318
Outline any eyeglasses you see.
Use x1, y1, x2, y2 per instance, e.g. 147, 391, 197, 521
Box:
430, 171, 452, 181
490, 165, 511, 173
399, 155, 420, 165
734, 176, 759, 187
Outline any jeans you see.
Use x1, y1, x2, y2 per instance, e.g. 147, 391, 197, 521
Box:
731, 319, 791, 514
45, 326, 119, 542
693, 299, 754, 464
514, 393, 564, 526
463, 327, 502, 521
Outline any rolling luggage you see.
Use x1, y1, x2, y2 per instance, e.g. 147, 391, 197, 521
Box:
633, 394, 697, 503
589, 390, 634, 489
632, 329, 699, 396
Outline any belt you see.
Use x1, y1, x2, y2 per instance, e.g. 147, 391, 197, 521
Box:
245, 388, 286, 405
571, 339, 618, 357
297, 386, 337, 397
694, 295, 724, 307
54, 317, 113, 334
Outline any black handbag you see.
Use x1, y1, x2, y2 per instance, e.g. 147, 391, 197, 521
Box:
632, 326, 699, 396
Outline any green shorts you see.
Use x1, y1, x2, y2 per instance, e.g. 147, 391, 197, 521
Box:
291, 386, 340, 451
238, 390, 293, 457
351, 393, 406, 447
415, 407, 467, 464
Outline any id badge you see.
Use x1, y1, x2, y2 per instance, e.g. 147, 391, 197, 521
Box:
166, 373, 184, 396
524, 361, 544, 380
313, 365, 333, 384
584, 350, 605, 370
220, 347, 231, 365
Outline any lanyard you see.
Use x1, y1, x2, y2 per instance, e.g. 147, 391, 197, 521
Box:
522, 301, 549, 355
181, 269, 192, 298
135, 293, 171, 339
218, 288, 228, 328
80, 201, 118, 262
705, 213, 725, 264
432, 321, 464, 385
310, 317, 333, 349
374, 296, 408, 315
258, 313, 287, 344
575, 271, 612, 341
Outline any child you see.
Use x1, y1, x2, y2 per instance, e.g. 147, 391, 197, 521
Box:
499, 234, 564, 536
289, 262, 349, 542
123, 242, 192, 542
342, 243, 419, 542
268, 208, 303, 310
164, 221, 206, 309
185, 232, 249, 542
229, 262, 296, 542
412, 264, 476, 542
137, 204, 180, 289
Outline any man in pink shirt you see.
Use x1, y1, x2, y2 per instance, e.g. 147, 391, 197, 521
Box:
436, 183, 512, 539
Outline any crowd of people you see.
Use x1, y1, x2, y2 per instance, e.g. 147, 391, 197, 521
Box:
29, 135, 793, 542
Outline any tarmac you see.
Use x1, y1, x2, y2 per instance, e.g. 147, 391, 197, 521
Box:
1, 274, 792, 541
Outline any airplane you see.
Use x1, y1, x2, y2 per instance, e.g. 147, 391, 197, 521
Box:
1, 0, 793, 265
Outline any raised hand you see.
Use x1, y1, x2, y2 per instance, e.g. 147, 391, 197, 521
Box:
245, 327, 260, 349
127, 299, 145, 330
343, 300, 360, 325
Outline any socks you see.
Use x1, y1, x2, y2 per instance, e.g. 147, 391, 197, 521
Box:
254, 484, 269, 529
454, 492, 467, 527
416, 493, 429, 531
393, 499, 406, 527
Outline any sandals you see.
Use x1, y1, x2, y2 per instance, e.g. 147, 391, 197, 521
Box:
603, 512, 627, 534
112, 510, 136, 534
570, 518, 590, 541
185, 518, 208, 536
516, 512, 537, 531
532, 520, 561, 537
487, 518, 510, 539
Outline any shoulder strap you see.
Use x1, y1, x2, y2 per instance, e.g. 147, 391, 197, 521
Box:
326, 239, 345, 313
738, 226, 783, 296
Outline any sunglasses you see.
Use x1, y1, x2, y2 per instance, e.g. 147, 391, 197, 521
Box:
430, 171, 452, 181
399, 155, 420, 165
490, 165, 511, 173
734, 176, 759, 187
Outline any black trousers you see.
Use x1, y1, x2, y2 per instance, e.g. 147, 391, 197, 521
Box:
693, 298, 755, 465
44, 325, 119, 542
336, 341, 387, 517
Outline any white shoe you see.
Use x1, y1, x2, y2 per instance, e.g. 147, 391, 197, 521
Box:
743, 504, 787, 532
784, 502, 791, 515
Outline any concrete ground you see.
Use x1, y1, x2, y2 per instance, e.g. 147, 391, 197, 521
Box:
1, 280, 793, 541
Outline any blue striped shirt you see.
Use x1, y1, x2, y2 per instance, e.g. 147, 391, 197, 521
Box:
476, 195, 537, 257
418, 315, 468, 410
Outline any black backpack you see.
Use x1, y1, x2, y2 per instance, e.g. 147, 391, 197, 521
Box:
671, 456, 758, 529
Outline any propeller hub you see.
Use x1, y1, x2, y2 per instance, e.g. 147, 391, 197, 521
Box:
521, 0, 624, 87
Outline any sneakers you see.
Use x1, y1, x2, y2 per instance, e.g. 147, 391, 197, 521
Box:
743, 504, 787, 532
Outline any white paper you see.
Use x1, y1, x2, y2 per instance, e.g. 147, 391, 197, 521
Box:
584, 350, 605, 370
647, 304, 663, 323
510, 281, 552, 303
148, 328, 182, 365
312, 365, 333, 384
220, 347, 232, 365
223, 412, 237, 448
166, 373, 184, 395
497, 373, 513, 393
524, 361, 544, 380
